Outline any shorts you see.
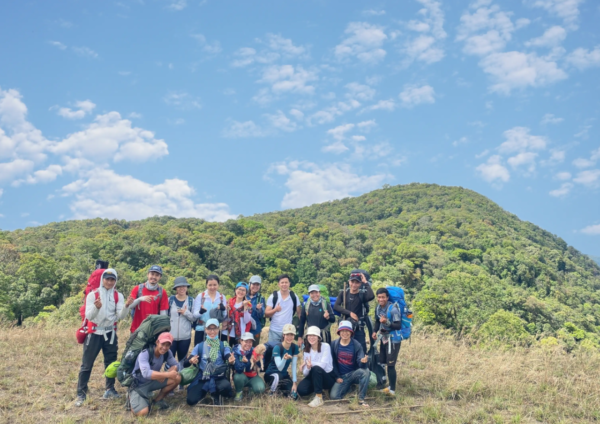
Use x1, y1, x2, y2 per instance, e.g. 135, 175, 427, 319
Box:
379, 341, 401, 367
129, 379, 168, 414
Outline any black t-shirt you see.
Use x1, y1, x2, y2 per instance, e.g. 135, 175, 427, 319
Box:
333, 284, 374, 320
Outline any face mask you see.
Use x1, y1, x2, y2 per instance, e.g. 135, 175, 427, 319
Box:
207, 334, 219, 340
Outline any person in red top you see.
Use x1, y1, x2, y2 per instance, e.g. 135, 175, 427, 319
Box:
128, 265, 169, 333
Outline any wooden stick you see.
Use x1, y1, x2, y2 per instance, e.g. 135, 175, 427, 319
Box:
198, 405, 260, 409
323, 397, 375, 403
327, 405, 422, 416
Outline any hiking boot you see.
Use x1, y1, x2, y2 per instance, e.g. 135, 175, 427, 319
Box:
308, 396, 324, 408
102, 389, 121, 399
234, 391, 244, 402
74, 396, 86, 407
213, 395, 223, 406
155, 399, 171, 410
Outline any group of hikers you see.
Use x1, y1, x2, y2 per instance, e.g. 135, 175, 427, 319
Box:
75, 263, 410, 416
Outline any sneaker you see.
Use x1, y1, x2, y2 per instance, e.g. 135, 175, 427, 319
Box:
213, 395, 223, 406
289, 391, 298, 401
380, 387, 395, 396
234, 392, 244, 402
155, 399, 171, 410
102, 389, 121, 399
74, 396, 86, 407
358, 399, 370, 408
308, 396, 324, 408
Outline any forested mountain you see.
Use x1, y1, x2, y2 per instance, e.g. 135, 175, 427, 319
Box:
1, 183, 599, 349
591, 256, 600, 267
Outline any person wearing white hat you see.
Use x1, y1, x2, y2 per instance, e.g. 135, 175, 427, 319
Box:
298, 285, 335, 345
247, 275, 266, 346
264, 323, 299, 398
297, 326, 335, 407
232, 332, 266, 401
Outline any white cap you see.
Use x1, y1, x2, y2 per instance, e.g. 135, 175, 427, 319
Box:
241, 332, 254, 341
308, 284, 320, 293
282, 323, 296, 335
306, 326, 321, 339
249, 275, 262, 284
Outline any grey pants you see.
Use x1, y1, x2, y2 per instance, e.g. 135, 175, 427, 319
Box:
76, 332, 118, 398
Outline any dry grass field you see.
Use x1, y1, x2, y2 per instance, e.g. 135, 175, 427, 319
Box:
1, 325, 599, 424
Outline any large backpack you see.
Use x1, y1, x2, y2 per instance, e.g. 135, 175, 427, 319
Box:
79, 269, 105, 320
386, 286, 412, 341
167, 295, 194, 317
130, 284, 164, 319
117, 315, 171, 387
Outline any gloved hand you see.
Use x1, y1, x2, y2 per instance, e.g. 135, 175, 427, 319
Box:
200, 307, 207, 315
219, 303, 226, 311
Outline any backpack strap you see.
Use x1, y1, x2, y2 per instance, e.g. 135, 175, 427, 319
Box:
188, 296, 194, 311
137, 284, 144, 299
157, 287, 164, 313
272, 291, 278, 308
290, 291, 297, 316
168, 295, 175, 317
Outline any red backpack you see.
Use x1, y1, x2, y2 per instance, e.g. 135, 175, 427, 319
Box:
76, 269, 119, 344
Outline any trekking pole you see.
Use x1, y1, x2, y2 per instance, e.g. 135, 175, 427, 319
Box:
343, 281, 347, 316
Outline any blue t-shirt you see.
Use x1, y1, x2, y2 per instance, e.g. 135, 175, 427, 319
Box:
266, 343, 299, 374
173, 298, 185, 309
337, 341, 356, 376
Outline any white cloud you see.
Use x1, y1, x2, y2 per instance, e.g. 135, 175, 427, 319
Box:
52, 112, 169, 163
526, 0, 583, 30
61, 168, 235, 221
307, 99, 361, 126
507, 151, 538, 172
334, 22, 387, 64
574, 124, 592, 139
476, 154, 510, 183
222, 120, 268, 138
263, 34, 307, 57
543, 149, 565, 165
327, 123, 355, 141
555, 171, 571, 180
399, 84, 435, 107
55, 100, 96, 120
453, 136, 468, 147
573, 158, 596, 168
322, 141, 349, 154
268, 160, 389, 208
525, 26, 567, 48
231, 47, 278, 68
48, 41, 67, 50
72, 46, 98, 58
480, 51, 567, 94
258, 65, 318, 95
549, 182, 573, 196
566, 46, 600, 70
164, 91, 201, 109
541, 113, 563, 125
498, 127, 547, 153
345, 82, 375, 101
190, 33, 222, 54
581, 224, 600, 235
0, 159, 35, 183
264, 110, 299, 132
573, 169, 600, 186
167, 0, 187, 11
402, 0, 446, 65
12, 164, 63, 186
592, 148, 600, 161
360, 99, 396, 113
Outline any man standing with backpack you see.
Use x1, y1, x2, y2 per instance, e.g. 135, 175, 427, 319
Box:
247, 275, 266, 346
298, 285, 335, 345
129, 265, 169, 333
334, 272, 374, 355
265, 274, 302, 346
372, 287, 402, 396
75, 269, 132, 406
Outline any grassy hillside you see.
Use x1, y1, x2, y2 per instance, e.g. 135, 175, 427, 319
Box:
1, 183, 599, 349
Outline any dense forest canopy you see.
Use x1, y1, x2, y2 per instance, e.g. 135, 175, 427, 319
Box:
1, 183, 599, 349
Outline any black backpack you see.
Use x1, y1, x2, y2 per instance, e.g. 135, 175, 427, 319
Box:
368, 344, 386, 389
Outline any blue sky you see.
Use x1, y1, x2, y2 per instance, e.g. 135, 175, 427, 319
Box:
0, 0, 599, 256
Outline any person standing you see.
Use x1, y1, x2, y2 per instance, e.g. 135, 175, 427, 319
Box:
372, 288, 402, 396
333, 271, 374, 354
129, 265, 169, 333
329, 321, 370, 408
232, 332, 266, 401
75, 269, 132, 406
297, 326, 335, 408
192, 274, 227, 346
226, 282, 254, 346
298, 285, 335, 345
247, 275, 266, 346
168, 276, 195, 362
265, 274, 302, 346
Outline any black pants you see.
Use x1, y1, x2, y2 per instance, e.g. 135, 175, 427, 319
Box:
170, 339, 191, 362
297, 366, 336, 396
354, 326, 367, 355
76, 332, 118, 398
186, 377, 232, 405
379, 341, 401, 391
264, 372, 293, 395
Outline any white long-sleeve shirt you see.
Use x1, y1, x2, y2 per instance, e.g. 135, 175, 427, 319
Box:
302, 342, 333, 376
85, 285, 128, 342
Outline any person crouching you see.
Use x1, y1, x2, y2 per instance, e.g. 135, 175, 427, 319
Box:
232, 332, 266, 401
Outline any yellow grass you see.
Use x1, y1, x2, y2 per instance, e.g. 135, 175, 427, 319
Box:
1, 325, 599, 424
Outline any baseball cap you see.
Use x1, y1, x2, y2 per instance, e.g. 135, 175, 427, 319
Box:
236, 282, 248, 291
205, 318, 219, 329
249, 275, 262, 284
157, 332, 174, 345
308, 284, 320, 293
349, 272, 362, 282
149, 265, 163, 275
337, 320, 354, 334
282, 323, 296, 335
241, 332, 255, 341
102, 269, 117, 280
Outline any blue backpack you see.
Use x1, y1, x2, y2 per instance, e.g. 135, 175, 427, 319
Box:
386, 286, 412, 341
